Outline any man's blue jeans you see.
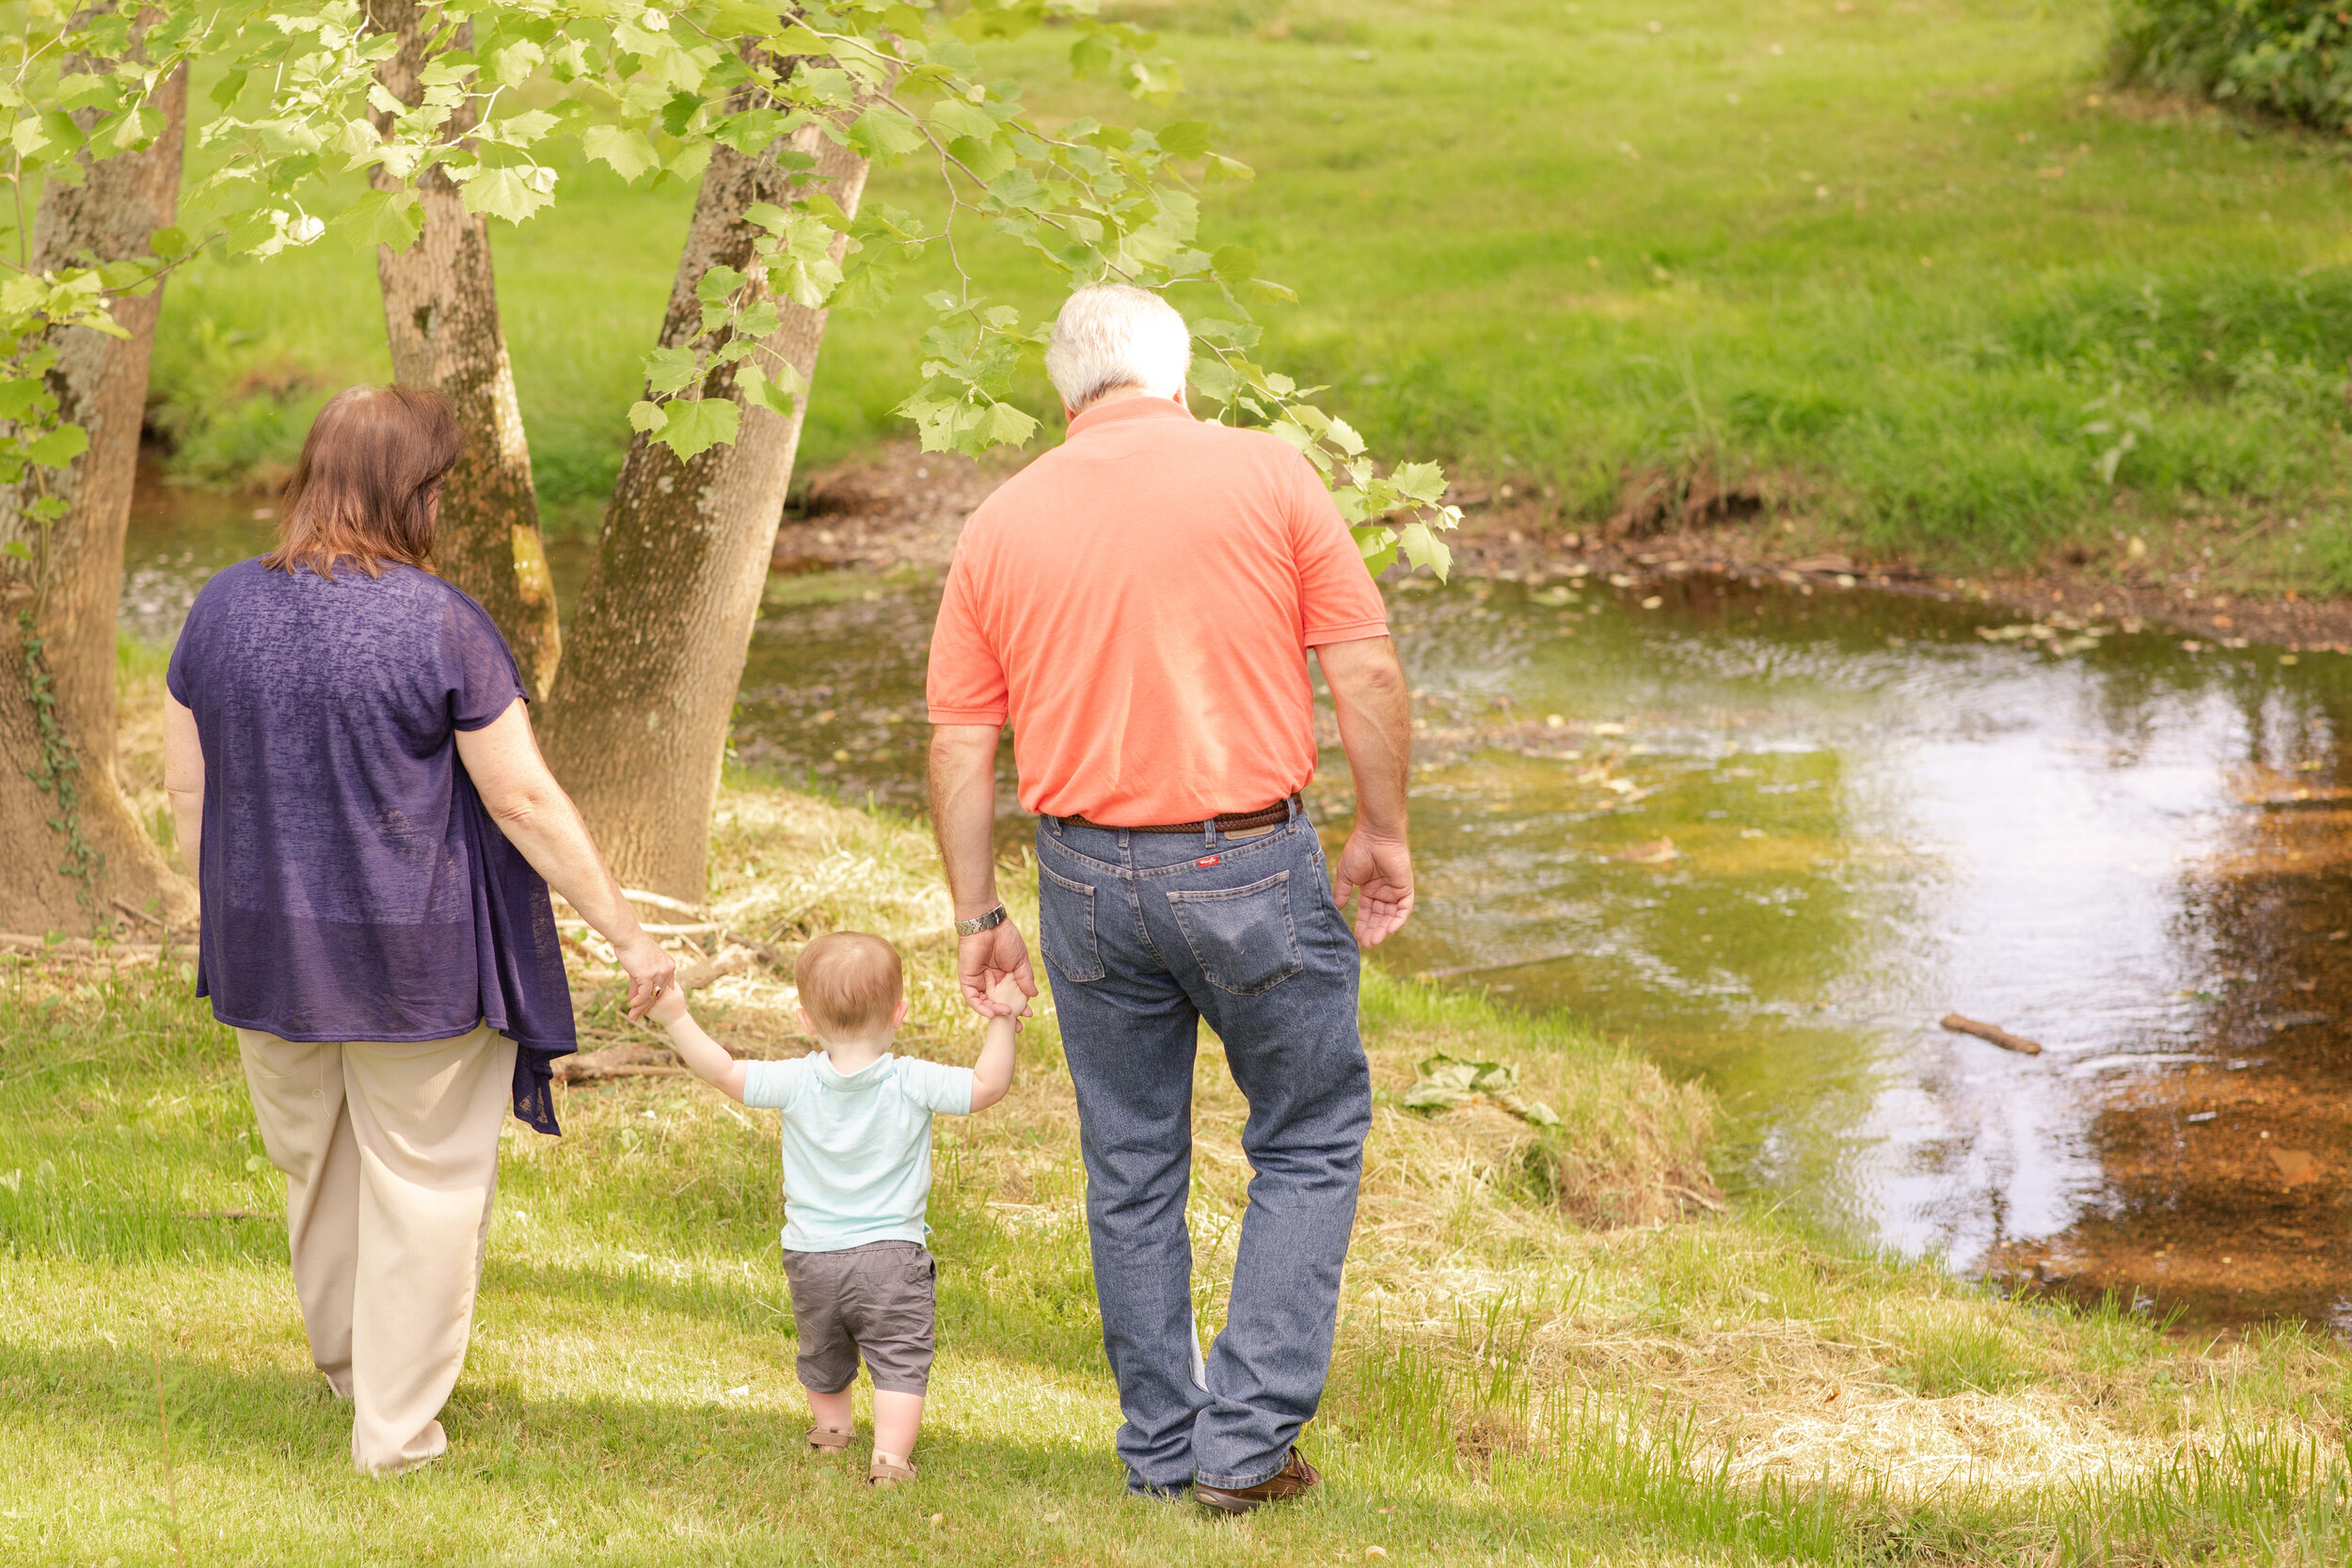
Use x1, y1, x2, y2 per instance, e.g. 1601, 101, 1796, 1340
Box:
1035, 806, 1371, 1493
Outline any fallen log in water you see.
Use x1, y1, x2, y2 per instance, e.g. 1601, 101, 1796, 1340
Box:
1940, 1013, 2043, 1056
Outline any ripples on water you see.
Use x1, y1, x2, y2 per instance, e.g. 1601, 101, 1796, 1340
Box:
127, 482, 2352, 1328
1382, 571, 2352, 1329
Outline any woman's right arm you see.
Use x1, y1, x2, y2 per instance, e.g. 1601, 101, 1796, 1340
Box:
454, 697, 677, 1017
164, 695, 204, 875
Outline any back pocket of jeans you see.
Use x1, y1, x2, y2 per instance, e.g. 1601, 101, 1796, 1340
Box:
1167, 871, 1303, 996
1039, 863, 1104, 983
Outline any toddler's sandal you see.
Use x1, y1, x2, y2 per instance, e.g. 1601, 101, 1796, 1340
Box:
867, 1450, 918, 1487
806, 1425, 853, 1453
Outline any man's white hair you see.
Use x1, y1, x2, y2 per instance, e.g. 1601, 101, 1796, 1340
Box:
1044, 284, 1192, 411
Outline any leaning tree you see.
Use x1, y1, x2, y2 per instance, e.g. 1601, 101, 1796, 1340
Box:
0, 3, 198, 929
2, 0, 1458, 927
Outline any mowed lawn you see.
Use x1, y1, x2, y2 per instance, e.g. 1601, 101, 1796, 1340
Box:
153, 0, 2352, 571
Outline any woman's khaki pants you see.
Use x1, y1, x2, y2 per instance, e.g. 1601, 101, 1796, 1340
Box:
237, 1022, 515, 1476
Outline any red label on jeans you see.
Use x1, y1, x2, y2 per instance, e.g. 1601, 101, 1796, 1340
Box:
1196, 855, 1220, 867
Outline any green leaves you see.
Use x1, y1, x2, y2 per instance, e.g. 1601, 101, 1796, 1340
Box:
1184, 328, 1456, 581
978, 402, 1039, 446
707, 0, 790, 39
660, 90, 704, 137
486, 39, 547, 87
456, 166, 559, 226
23, 424, 89, 468
1155, 119, 1212, 159
959, 0, 1052, 43
342, 188, 422, 253
740, 203, 844, 311
848, 105, 925, 160
1394, 521, 1453, 580
490, 109, 561, 149
582, 124, 660, 182
890, 293, 1049, 458
1404, 1052, 1561, 1125
928, 98, 1000, 142
711, 107, 788, 156
693, 263, 747, 332
627, 395, 740, 459
738, 361, 806, 419
0, 374, 54, 425
655, 397, 739, 459
643, 346, 704, 396
1188, 356, 1240, 404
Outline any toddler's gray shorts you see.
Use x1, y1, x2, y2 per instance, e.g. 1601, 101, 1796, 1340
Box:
781, 1240, 936, 1395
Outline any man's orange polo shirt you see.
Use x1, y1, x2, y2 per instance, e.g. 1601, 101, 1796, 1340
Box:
925, 396, 1390, 826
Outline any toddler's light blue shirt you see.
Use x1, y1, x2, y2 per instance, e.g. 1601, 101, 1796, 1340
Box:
741, 1051, 974, 1252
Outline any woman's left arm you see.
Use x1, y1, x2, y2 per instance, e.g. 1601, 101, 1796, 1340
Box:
164, 695, 204, 875
455, 697, 677, 1017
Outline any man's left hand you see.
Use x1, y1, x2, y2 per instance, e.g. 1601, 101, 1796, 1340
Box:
960, 921, 1038, 1017
1331, 831, 1414, 947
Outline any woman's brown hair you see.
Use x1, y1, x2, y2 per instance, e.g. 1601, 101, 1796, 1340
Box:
263, 386, 463, 578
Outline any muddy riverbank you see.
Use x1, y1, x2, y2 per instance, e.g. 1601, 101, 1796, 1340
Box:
779, 440, 2352, 656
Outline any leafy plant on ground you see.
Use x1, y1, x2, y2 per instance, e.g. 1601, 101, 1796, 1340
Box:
2113, 0, 2352, 133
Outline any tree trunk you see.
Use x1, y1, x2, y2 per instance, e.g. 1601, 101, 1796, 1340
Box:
539, 126, 869, 898
364, 0, 561, 695
0, 54, 193, 929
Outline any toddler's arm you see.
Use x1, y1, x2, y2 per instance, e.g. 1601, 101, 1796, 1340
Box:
968, 973, 1022, 1111
648, 990, 749, 1102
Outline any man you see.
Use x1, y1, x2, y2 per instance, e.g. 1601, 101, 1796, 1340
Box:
926, 283, 1414, 1513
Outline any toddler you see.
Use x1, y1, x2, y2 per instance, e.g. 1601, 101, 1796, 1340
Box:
650, 930, 1018, 1486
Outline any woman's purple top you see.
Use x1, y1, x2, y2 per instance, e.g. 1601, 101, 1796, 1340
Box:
167, 559, 576, 1132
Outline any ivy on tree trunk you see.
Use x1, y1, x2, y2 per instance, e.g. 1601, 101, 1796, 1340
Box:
0, 47, 193, 930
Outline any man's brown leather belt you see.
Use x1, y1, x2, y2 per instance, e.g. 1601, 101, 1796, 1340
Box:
1059, 795, 1301, 835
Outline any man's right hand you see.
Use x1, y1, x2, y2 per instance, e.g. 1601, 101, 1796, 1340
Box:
1331, 831, 1414, 948
959, 920, 1038, 1017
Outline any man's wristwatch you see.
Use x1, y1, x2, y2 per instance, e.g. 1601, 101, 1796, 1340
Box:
954, 903, 1009, 938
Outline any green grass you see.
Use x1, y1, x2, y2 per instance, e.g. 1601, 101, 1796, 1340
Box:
146, 0, 2352, 577
7, 750, 2352, 1564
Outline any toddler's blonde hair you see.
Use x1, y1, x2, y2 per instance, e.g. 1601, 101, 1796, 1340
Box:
795, 931, 904, 1039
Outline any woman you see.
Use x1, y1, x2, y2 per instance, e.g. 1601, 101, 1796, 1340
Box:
161, 386, 675, 1475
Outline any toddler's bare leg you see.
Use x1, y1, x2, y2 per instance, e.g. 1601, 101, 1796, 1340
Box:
872, 1389, 924, 1462
807, 1386, 854, 1433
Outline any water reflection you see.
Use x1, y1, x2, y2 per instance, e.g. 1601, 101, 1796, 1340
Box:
123, 472, 273, 645
1371, 569, 2351, 1326
118, 480, 2352, 1326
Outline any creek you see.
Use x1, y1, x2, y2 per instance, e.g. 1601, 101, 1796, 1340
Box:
128, 475, 2352, 1330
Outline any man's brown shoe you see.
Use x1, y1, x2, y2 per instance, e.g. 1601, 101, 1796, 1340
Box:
1194, 1449, 1320, 1515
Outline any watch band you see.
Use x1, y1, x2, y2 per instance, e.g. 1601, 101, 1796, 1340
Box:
954, 903, 1008, 938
